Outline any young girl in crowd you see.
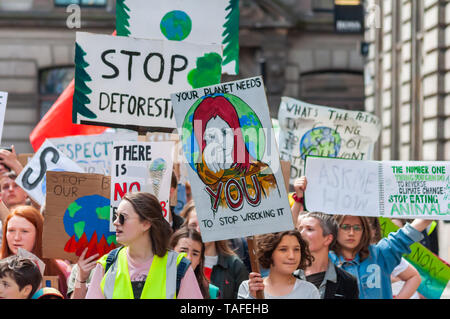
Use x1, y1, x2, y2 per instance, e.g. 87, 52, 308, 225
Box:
0, 205, 69, 298
0, 255, 42, 299
86, 192, 202, 299
180, 201, 248, 298
170, 227, 220, 298
238, 230, 320, 299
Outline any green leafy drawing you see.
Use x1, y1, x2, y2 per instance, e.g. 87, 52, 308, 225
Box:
116, 0, 131, 36
222, 0, 240, 74
73, 43, 96, 123
187, 52, 222, 89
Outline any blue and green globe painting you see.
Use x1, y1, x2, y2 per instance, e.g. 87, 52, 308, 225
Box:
299, 126, 341, 160
160, 10, 192, 41
63, 194, 117, 258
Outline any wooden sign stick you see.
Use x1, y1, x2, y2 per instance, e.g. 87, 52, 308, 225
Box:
246, 236, 265, 299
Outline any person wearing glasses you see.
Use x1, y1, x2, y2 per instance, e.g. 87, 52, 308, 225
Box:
85, 192, 203, 299
292, 176, 433, 299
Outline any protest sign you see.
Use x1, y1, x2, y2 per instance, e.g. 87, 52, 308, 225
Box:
49, 131, 137, 174
278, 96, 381, 185
116, 0, 239, 75
17, 153, 34, 168
171, 76, 294, 242
73, 32, 222, 130
43, 171, 117, 262
379, 217, 450, 299
110, 141, 174, 230
15, 140, 84, 206
304, 156, 450, 220
0, 92, 7, 143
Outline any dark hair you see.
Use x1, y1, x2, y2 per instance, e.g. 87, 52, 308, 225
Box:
169, 227, 210, 298
122, 192, 173, 257
332, 215, 372, 261
256, 230, 314, 270
171, 172, 178, 189
0, 255, 42, 298
300, 212, 338, 248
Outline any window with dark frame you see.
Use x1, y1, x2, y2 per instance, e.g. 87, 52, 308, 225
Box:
39, 67, 74, 119
54, 0, 107, 7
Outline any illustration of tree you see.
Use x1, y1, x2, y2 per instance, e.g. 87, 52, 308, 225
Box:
73, 43, 96, 123
222, 0, 239, 74
187, 52, 222, 89
116, 0, 131, 36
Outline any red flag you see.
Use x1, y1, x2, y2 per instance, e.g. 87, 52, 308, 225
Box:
29, 30, 118, 151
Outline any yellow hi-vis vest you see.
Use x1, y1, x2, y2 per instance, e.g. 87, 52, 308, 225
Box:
98, 248, 185, 299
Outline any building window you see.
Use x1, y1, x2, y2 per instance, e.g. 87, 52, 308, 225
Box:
54, 0, 107, 7
39, 67, 74, 119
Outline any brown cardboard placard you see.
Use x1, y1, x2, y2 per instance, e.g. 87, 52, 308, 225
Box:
280, 160, 291, 193
17, 153, 34, 168
42, 276, 59, 290
42, 171, 117, 263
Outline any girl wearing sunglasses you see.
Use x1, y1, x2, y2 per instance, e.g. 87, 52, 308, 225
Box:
85, 192, 203, 299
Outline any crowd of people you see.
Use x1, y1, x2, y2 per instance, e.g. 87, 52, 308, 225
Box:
0, 146, 438, 300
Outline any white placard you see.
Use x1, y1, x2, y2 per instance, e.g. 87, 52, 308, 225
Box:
15, 140, 84, 206
0, 92, 7, 144
305, 156, 450, 220
110, 141, 174, 230
49, 131, 137, 174
171, 76, 294, 242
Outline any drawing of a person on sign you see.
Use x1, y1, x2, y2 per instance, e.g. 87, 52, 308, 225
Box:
182, 93, 279, 215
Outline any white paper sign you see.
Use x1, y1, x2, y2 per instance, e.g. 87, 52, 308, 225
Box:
278, 96, 381, 185
73, 32, 222, 130
110, 141, 174, 230
116, 0, 239, 75
305, 156, 450, 220
171, 76, 294, 242
16, 140, 84, 206
0, 92, 7, 144
49, 131, 138, 174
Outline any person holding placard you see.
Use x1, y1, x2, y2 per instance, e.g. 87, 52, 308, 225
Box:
170, 227, 220, 299
0, 146, 24, 176
238, 230, 320, 299
0, 206, 70, 298
85, 192, 202, 299
296, 212, 359, 299
180, 200, 249, 299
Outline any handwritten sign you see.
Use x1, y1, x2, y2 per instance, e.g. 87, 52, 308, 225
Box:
0, 92, 7, 143
15, 140, 84, 206
171, 76, 294, 242
43, 171, 117, 262
110, 141, 174, 230
278, 96, 381, 185
380, 217, 450, 299
49, 131, 137, 174
116, 0, 239, 75
305, 156, 450, 220
73, 32, 222, 130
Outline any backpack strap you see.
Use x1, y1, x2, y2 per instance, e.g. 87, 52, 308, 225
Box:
176, 256, 191, 296
105, 247, 123, 274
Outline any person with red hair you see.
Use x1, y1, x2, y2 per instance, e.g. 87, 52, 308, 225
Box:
0, 205, 70, 298
192, 94, 278, 212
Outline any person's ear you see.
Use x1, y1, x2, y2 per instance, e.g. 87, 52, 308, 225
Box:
20, 284, 33, 299
324, 234, 334, 247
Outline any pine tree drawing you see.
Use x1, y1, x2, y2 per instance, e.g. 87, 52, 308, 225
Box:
116, 0, 131, 36
222, 0, 239, 74
73, 43, 96, 123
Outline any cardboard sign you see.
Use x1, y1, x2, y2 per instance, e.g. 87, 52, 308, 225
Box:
171, 76, 294, 242
43, 171, 117, 262
49, 131, 138, 174
42, 276, 59, 290
278, 96, 381, 185
304, 156, 450, 220
73, 32, 222, 130
15, 140, 84, 206
0, 92, 7, 144
116, 0, 239, 75
110, 141, 174, 230
17, 153, 34, 168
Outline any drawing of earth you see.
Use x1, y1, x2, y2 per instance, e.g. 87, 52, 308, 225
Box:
299, 126, 341, 160
63, 194, 116, 246
160, 10, 192, 41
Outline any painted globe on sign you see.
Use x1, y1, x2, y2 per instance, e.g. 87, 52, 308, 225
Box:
160, 10, 192, 41
299, 126, 341, 160
63, 194, 116, 245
